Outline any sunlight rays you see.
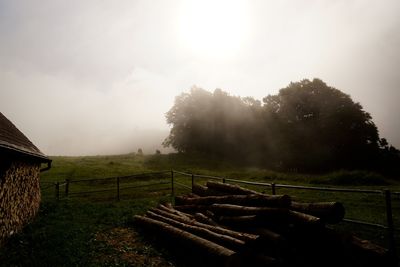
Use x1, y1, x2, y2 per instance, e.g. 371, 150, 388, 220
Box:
177, 0, 251, 60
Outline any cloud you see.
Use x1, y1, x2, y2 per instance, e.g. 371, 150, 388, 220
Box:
0, 68, 174, 155
1, 0, 400, 155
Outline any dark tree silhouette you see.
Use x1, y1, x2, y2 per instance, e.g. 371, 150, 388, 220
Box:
163, 87, 256, 158
164, 79, 399, 173
263, 78, 380, 170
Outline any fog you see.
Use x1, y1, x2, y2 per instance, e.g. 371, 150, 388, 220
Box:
1, 0, 399, 155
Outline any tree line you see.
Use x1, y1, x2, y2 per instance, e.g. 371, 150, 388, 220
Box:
163, 79, 399, 174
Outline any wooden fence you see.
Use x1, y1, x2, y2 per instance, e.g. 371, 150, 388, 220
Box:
41, 170, 399, 262
45, 171, 171, 201
172, 170, 399, 263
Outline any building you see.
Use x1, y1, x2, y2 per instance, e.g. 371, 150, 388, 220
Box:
0, 112, 51, 246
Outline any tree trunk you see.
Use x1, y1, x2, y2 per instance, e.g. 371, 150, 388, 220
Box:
134, 215, 239, 266
146, 211, 246, 251
210, 204, 288, 218
288, 210, 322, 226
174, 204, 209, 213
290, 202, 344, 224
192, 184, 209, 196
149, 207, 259, 242
206, 181, 260, 195
158, 203, 193, 219
175, 194, 291, 208
194, 212, 220, 226
218, 215, 260, 227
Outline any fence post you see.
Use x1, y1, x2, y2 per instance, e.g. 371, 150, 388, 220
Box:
65, 179, 69, 197
117, 177, 120, 201
271, 183, 276, 195
384, 189, 397, 265
191, 173, 194, 193
55, 182, 59, 200
171, 170, 174, 198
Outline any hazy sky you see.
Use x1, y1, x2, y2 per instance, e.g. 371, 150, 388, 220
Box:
1, 0, 399, 156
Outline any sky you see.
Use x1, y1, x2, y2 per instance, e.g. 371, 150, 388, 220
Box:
0, 0, 399, 156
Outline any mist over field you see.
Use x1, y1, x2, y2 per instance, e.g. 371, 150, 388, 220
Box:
1, 0, 400, 155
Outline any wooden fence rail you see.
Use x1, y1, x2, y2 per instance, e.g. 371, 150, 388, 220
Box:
42, 169, 399, 263
171, 170, 399, 263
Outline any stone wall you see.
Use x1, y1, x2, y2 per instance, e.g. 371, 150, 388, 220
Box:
0, 160, 41, 246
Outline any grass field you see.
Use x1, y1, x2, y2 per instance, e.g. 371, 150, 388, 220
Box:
1, 153, 399, 266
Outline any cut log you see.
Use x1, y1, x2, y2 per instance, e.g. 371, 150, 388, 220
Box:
205, 210, 216, 218
146, 211, 246, 251
288, 210, 322, 227
0, 161, 41, 247
216, 214, 291, 232
290, 202, 344, 224
194, 212, 220, 226
175, 194, 291, 208
187, 193, 200, 198
237, 252, 279, 267
134, 215, 238, 266
210, 204, 288, 218
192, 184, 209, 196
287, 226, 391, 267
347, 235, 390, 266
158, 203, 193, 219
215, 208, 322, 230
206, 181, 260, 195
218, 215, 258, 226
174, 204, 209, 214
150, 207, 195, 222
134, 176, 390, 267
246, 227, 290, 259
164, 202, 174, 209
149, 208, 259, 242
250, 227, 285, 244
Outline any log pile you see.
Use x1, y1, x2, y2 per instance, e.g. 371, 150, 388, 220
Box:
0, 161, 41, 247
135, 181, 390, 267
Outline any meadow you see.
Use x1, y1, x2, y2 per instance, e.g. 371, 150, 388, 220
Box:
1, 153, 399, 266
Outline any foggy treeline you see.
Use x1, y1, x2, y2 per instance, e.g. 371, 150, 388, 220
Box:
164, 79, 400, 174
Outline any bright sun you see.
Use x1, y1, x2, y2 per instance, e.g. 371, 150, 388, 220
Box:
177, 0, 250, 59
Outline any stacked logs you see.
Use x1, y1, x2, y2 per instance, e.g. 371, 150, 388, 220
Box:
0, 161, 41, 247
134, 181, 390, 267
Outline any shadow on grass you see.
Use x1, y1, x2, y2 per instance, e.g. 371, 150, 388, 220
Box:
0, 197, 170, 267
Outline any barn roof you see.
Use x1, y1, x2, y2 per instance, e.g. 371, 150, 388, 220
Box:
0, 112, 50, 162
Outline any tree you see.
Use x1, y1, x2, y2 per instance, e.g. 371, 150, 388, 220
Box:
163, 87, 213, 153
164, 80, 398, 173
163, 87, 256, 158
263, 78, 380, 170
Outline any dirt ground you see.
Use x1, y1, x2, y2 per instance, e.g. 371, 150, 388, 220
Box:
92, 227, 175, 267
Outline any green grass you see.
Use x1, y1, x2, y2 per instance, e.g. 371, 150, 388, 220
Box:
42, 153, 400, 187
2, 153, 400, 266
41, 154, 149, 182
0, 197, 173, 267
